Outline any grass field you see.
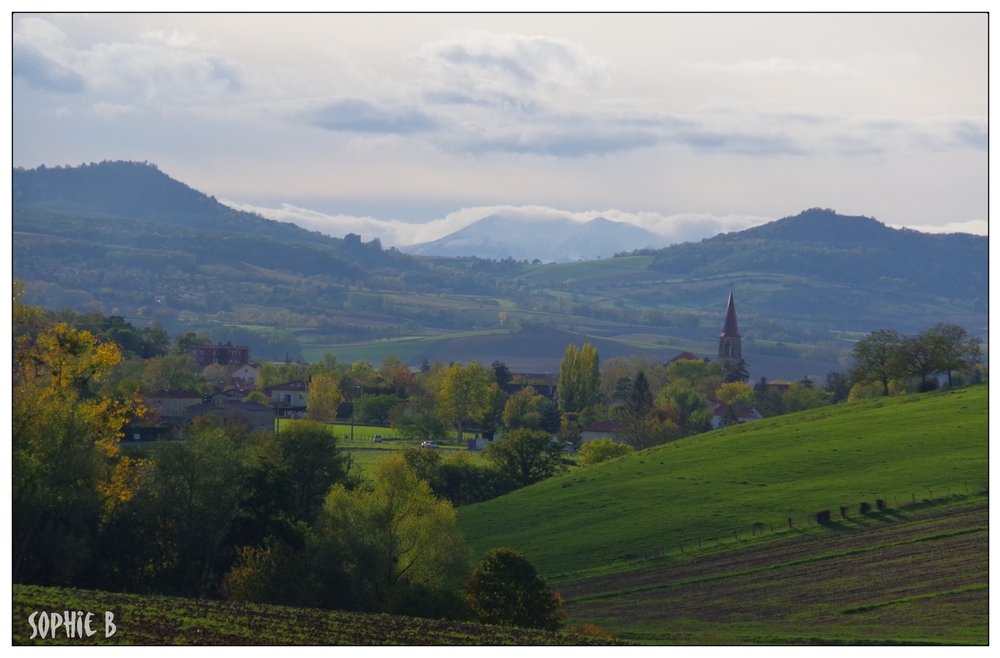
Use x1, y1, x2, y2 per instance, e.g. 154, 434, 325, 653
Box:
456, 386, 988, 581
12, 586, 626, 645
561, 496, 987, 644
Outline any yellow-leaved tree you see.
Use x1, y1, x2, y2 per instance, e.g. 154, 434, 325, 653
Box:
13, 291, 144, 583
305, 373, 343, 422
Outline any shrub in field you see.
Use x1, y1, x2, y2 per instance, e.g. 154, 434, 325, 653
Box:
876, 498, 886, 511
464, 548, 565, 630
815, 510, 831, 525
859, 501, 872, 514
578, 438, 634, 467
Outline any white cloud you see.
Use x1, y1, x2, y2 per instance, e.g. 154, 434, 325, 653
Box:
409, 30, 613, 111
218, 198, 773, 248
699, 57, 854, 78
889, 219, 988, 236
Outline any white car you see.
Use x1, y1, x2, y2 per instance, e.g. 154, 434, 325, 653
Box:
372, 435, 382, 443
420, 441, 438, 449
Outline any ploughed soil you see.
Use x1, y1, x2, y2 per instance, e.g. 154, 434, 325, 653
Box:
560, 498, 988, 645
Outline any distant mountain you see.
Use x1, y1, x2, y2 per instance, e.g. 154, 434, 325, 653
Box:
402, 214, 668, 262
648, 208, 987, 300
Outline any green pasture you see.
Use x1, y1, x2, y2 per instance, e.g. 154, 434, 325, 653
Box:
456, 386, 988, 581
519, 256, 654, 286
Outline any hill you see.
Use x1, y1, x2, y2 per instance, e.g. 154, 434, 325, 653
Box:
13, 585, 625, 645
13, 161, 347, 249
562, 497, 987, 644
404, 214, 668, 262
647, 208, 987, 301
455, 386, 987, 580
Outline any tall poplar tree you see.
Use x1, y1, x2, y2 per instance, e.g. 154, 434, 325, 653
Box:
557, 343, 600, 413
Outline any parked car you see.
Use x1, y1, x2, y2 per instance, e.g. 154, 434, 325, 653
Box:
420, 441, 438, 449
373, 435, 382, 443
564, 442, 575, 452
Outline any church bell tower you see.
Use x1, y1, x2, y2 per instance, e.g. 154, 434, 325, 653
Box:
718, 292, 742, 367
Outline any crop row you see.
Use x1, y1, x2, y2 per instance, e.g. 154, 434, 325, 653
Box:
13, 586, 627, 646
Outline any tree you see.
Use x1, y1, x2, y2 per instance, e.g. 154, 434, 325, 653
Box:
824, 371, 851, 403
656, 385, 708, 428
491, 360, 513, 387
13, 320, 141, 584
464, 548, 564, 630
311, 455, 470, 612
925, 323, 982, 388
257, 362, 304, 389
624, 370, 654, 419
436, 362, 494, 441
723, 358, 750, 383
783, 383, 831, 413
142, 353, 205, 392
716, 381, 753, 404
353, 393, 404, 425
277, 420, 350, 523
484, 429, 563, 488
578, 438, 634, 466
502, 386, 549, 431
850, 329, 906, 396
898, 333, 939, 392
305, 373, 343, 423
557, 343, 600, 413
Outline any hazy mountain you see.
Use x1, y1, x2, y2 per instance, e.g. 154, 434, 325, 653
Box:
402, 214, 669, 262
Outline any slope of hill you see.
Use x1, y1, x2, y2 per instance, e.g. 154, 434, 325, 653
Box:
647, 208, 987, 301
404, 214, 668, 262
14, 161, 335, 243
13, 585, 625, 645
562, 498, 987, 644
455, 386, 987, 580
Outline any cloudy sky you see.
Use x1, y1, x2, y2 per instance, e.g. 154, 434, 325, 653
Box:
12, 12, 988, 246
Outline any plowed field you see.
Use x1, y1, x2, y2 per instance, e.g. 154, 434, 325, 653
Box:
561, 498, 987, 644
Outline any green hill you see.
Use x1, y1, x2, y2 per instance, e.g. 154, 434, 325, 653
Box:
456, 386, 987, 581
13, 585, 625, 645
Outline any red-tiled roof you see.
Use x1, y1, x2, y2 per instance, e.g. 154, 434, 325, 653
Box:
667, 351, 701, 363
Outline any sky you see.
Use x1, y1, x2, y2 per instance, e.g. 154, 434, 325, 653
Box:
12, 12, 988, 247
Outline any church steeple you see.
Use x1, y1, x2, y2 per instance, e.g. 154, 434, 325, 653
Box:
718, 292, 742, 366
722, 291, 740, 337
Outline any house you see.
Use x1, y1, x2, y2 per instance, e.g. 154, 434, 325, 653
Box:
711, 401, 763, 430
666, 351, 709, 364
503, 373, 559, 403
229, 362, 259, 385
186, 342, 251, 366
579, 419, 621, 444
265, 380, 309, 411
145, 389, 205, 419
184, 400, 275, 433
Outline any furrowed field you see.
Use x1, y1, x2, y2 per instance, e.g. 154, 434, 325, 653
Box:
562, 496, 987, 644
13, 586, 628, 646
457, 386, 987, 581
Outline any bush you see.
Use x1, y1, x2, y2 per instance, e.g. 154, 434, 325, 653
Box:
815, 510, 831, 525
840, 506, 848, 519
859, 501, 872, 514
876, 498, 886, 511
578, 438, 634, 467
464, 548, 565, 630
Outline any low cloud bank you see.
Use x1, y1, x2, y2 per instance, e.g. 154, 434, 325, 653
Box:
219, 199, 775, 248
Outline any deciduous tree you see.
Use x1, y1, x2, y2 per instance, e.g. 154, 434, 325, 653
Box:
464, 548, 564, 630
850, 330, 905, 396
557, 343, 600, 413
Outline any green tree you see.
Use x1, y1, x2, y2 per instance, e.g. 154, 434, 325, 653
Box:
258, 362, 304, 389
850, 329, 906, 396
277, 420, 350, 523
464, 548, 564, 630
310, 455, 470, 612
484, 429, 563, 488
824, 371, 852, 403
624, 370, 654, 418
557, 343, 600, 413
723, 358, 750, 383
306, 351, 340, 378
656, 385, 708, 428
502, 386, 548, 431
436, 362, 493, 441
354, 394, 404, 425
925, 323, 982, 388
305, 373, 343, 423
577, 438, 634, 466
782, 383, 831, 413
142, 353, 206, 392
